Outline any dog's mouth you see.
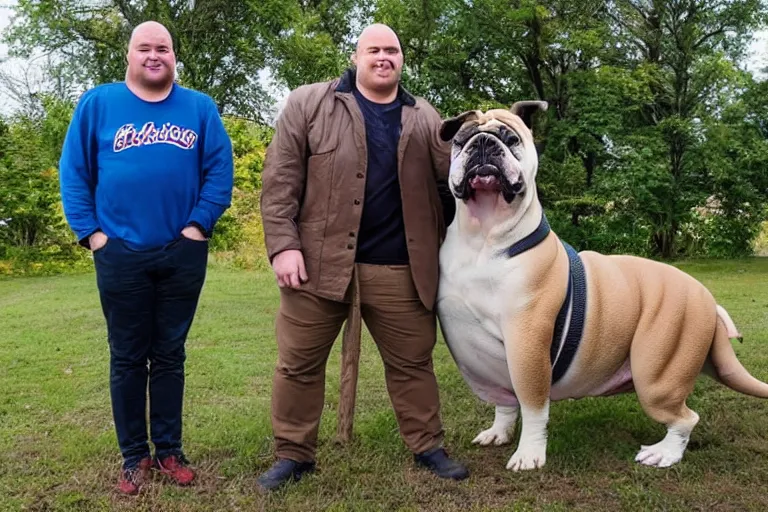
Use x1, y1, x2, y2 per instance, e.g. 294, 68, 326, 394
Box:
455, 164, 524, 203
469, 166, 503, 191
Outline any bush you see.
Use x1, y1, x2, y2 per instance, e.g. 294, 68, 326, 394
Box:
0, 96, 92, 275
209, 189, 270, 270
0, 111, 275, 276
754, 220, 768, 256
678, 200, 765, 259
0, 243, 92, 276
0, 96, 75, 252
548, 207, 655, 258
207, 116, 272, 270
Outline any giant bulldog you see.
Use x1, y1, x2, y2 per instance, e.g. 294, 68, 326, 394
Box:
435, 100, 768, 472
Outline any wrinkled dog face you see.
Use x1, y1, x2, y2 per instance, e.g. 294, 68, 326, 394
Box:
439, 101, 547, 205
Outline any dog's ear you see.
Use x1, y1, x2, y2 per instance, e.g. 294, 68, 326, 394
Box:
510, 101, 548, 129
439, 111, 480, 142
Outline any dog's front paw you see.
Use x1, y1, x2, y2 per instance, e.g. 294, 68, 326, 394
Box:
506, 446, 546, 471
472, 425, 511, 446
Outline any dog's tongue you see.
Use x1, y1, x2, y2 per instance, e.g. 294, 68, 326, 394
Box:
470, 175, 501, 190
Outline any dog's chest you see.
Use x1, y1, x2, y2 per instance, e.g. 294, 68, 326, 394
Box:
439, 249, 529, 339
450, 268, 502, 323
438, 251, 527, 406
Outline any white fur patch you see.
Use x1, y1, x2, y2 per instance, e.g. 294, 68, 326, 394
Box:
506, 403, 549, 471
473, 405, 519, 446
635, 412, 699, 468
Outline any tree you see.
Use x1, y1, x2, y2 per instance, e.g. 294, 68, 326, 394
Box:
604, 0, 768, 257
0, 95, 75, 251
265, 0, 365, 89
3, 0, 299, 120
2, 0, 766, 264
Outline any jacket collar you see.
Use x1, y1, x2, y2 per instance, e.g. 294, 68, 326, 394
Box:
334, 67, 416, 107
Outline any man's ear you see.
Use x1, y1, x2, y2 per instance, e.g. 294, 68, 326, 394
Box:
510, 101, 548, 129
439, 111, 480, 142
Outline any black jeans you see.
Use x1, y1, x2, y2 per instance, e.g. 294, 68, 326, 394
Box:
93, 236, 208, 469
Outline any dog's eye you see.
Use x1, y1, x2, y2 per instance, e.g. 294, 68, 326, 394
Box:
498, 129, 519, 147
454, 127, 480, 148
454, 134, 473, 148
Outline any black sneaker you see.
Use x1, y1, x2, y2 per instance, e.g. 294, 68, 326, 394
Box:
414, 447, 469, 480
257, 458, 316, 491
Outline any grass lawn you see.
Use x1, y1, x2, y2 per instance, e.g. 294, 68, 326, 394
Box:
1, 258, 767, 511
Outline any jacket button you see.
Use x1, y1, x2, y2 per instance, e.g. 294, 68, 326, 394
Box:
347, 243, 354, 249
349, 232, 355, 237
354, 199, 360, 205
357, 172, 364, 179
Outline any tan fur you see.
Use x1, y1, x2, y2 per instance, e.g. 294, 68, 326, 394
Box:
503, 233, 568, 409
438, 105, 768, 470
709, 313, 768, 397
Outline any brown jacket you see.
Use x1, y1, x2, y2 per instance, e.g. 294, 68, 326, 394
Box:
260, 69, 452, 310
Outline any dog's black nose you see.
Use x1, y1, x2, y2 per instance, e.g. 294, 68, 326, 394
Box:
468, 134, 505, 164
467, 134, 505, 170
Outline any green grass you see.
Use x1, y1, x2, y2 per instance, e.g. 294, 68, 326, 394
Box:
1, 259, 768, 511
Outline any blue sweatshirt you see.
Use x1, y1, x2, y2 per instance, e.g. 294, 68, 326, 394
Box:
59, 82, 233, 251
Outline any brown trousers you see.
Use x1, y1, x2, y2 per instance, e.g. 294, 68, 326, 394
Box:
271, 264, 444, 462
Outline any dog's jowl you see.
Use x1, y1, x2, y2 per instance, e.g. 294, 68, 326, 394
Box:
435, 101, 768, 472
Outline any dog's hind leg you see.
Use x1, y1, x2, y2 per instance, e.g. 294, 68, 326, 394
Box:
633, 405, 699, 468
472, 405, 518, 446
629, 300, 713, 468
632, 366, 703, 468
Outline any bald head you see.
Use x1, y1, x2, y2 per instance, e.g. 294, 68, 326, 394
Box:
351, 23, 404, 102
355, 23, 401, 53
129, 21, 173, 51
125, 20, 176, 96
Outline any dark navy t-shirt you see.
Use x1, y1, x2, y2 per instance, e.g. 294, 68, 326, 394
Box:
353, 88, 409, 265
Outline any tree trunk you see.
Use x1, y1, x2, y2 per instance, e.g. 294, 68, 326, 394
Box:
653, 221, 677, 259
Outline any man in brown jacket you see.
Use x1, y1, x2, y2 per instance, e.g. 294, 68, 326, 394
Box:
257, 23, 468, 491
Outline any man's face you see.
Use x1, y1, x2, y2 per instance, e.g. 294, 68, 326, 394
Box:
353, 27, 403, 94
127, 26, 175, 89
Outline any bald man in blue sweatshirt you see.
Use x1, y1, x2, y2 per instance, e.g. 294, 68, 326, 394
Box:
59, 21, 233, 495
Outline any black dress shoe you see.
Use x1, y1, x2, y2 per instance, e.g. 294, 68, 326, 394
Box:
414, 447, 470, 480
257, 458, 316, 491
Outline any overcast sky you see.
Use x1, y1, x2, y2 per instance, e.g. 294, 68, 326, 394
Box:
2, 1, 767, 117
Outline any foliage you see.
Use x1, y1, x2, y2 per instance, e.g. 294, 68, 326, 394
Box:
754, 220, 768, 256
2, 0, 768, 276
0, 95, 91, 273
2, 0, 295, 120
0, 101, 273, 275
208, 117, 272, 270
265, 0, 362, 89
372, 0, 768, 258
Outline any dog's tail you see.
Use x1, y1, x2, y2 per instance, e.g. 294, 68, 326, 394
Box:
706, 305, 768, 398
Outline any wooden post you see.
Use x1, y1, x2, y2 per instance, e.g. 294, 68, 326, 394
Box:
336, 271, 361, 443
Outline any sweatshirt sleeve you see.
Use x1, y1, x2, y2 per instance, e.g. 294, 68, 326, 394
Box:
59, 90, 101, 248
186, 97, 234, 237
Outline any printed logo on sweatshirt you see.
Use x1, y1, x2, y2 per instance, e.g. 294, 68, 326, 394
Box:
113, 122, 198, 152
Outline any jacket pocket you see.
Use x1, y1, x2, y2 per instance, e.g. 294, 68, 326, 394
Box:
299, 150, 335, 224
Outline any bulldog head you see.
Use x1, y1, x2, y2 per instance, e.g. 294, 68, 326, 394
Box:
439, 101, 548, 223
